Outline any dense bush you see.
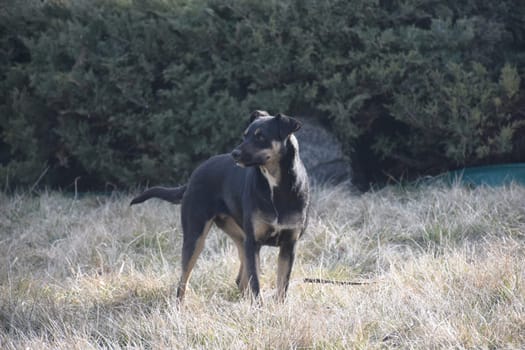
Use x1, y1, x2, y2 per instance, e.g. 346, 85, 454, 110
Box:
1, 0, 247, 189
1, 0, 524, 190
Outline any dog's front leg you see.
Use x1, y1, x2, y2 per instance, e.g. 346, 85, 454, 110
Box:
243, 236, 261, 299
234, 240, 247, 290
276, 238, 297, 302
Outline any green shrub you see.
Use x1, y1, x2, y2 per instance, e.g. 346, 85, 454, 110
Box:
1, 0, 248, 189
0, 0, 524, 190
311, 1, 525, 185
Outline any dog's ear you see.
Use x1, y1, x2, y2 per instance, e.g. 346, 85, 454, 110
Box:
276, 113, 302, 139
250, 110, 270, 122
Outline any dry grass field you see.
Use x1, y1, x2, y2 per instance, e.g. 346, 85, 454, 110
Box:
1, 182, 524, 349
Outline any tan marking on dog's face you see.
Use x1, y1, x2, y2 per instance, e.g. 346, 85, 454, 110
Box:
254, 140, 283, 192
255, 140, 281, 163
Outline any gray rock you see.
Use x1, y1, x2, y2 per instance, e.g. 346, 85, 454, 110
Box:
295, 118, 352, 185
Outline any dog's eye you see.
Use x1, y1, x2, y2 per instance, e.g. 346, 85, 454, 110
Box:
256, 134, 265, 142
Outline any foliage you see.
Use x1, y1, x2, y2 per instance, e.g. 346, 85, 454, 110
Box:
1, 0, 524, 189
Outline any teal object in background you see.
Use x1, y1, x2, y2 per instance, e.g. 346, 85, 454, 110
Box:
444, 163, 525, 186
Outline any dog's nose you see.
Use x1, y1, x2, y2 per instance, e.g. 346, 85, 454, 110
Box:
231, 149, 241, 161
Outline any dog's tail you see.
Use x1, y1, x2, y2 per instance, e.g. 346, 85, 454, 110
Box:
130, 185, 187, 206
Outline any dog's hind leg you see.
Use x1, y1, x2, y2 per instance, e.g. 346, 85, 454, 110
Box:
176, 209, 213, 302
213, 216, 251, 294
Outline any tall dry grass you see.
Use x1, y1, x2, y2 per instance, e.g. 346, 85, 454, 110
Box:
0, 183, 524, 349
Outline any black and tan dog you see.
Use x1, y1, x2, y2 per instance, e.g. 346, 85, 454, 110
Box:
130, 110, 309, 302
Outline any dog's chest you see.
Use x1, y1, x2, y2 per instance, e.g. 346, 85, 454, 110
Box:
253, 209, 305, 245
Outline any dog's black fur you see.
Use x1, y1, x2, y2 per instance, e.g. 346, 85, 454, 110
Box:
130, 111, 309, 302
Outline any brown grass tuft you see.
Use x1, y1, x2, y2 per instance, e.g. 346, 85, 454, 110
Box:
1, 183, 525, 349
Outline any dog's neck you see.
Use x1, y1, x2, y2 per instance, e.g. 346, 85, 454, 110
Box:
259, 134, 304, 195
259, 135, 308, 226
260, 164, 280, 190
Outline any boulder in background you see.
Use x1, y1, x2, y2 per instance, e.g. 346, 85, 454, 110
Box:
295, 118, 352, 185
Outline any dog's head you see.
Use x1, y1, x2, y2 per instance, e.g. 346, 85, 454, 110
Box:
231, 110, 302, 167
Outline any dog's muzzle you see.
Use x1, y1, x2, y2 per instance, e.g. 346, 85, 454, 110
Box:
231, 148, 261, 167
231, 149, 247, 167
231, 149, 242, 162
